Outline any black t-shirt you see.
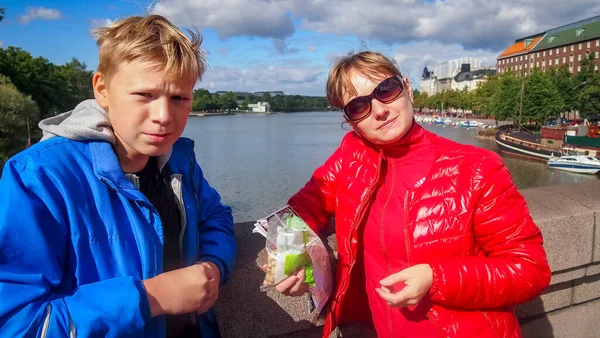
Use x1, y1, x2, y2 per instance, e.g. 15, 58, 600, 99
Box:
134, 157, 200, 337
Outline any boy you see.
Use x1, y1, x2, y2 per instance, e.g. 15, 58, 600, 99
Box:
0, 14, 236, 337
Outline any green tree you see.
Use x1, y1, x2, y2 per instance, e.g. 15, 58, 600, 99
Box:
548, 67, 577, 114
413, 91, 429, 110
0, 75, 40, 168
577, 72, 600, 118
192, 88, 213, 111
58, 58, 94, 110
523, 69, 563, 125
491, 72, 521, 123
217, 92, 238, 110
574, 52, 600, 118
0, 47, 70, 118
471, 76, 498, 117
240, 97, 250, 110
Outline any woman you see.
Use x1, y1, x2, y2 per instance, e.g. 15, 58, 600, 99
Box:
276, 51, 551, 337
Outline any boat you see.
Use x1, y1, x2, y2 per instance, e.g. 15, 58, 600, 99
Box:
495, 116, 600, 162
459, 120, 480, 128
547, 155, 600, 174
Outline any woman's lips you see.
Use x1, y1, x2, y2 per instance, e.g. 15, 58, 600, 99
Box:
378, 117, 397, 130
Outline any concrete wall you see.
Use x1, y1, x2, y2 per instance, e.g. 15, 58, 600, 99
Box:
215, 180, 600, 338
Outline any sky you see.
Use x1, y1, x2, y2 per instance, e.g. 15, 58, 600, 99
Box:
1, 0, 599, 96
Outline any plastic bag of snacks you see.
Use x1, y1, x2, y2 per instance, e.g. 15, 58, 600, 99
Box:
253, 206, 333, 312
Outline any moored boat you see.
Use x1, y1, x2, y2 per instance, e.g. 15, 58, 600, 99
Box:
495, 117, 600, 162
547, 155, 600, 174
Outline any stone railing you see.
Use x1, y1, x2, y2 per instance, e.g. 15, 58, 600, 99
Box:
215, 180, 600, 338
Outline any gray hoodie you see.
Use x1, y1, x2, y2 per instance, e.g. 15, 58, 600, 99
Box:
38, 99, 171, 171
39, 99, 115, 144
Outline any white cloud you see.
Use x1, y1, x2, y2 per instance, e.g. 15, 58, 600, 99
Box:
148, 0, 600, 95
153, 0, 294, 40
200, 65, 328, 96
89, 19, 114, 30
18, 7, 62, 25
290, 0, 600, 51
153, 0, 600, 51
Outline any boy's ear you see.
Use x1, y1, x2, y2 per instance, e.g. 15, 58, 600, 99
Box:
93, 72, 109, 109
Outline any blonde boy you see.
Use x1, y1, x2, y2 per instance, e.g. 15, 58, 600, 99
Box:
0, 15, 236, 337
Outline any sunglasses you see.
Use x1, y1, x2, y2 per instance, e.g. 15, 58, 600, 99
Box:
343, 76, 404, 122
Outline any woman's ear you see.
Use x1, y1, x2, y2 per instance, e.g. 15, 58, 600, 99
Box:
404, 77, 414, 105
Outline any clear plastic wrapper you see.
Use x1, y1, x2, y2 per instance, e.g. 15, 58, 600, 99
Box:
253, 206, 333, 312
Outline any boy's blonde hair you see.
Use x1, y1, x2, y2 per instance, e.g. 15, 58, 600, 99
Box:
326, 51, 401, 109
92, 14, 206, 83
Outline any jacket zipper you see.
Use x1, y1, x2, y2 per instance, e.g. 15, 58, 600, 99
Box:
404, 189, 443, 335
332, 152, 385, 320
169, 175, 188, 259
40, 304, 51, 338
380, 157, 395, 337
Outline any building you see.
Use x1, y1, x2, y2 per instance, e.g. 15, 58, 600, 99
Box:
247, 102, 270, 113
451, 65, 497, 91
497, 15, 600, 76
253, 91, 284, 97
420, 58, 493, 95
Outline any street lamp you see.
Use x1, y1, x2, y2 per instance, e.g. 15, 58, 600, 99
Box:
569, 81, 588, 121
573, 81, 588, 91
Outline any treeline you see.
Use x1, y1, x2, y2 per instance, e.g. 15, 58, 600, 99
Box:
191, 89, 331, 113
0, 47, 94, 164
414, 53, 600, 125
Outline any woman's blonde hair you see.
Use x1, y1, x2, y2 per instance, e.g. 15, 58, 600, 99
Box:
92, 14, 206, 83
326, 51, 401, 109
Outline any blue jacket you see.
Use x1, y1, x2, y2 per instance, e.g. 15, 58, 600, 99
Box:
0, 136, 236, 337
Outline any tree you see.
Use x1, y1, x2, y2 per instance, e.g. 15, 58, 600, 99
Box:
0, 47, 71, 118
491, 72, 521, 123
548, 66, 577, 114
239, 97, 250, 110
574, 52, 600, 118
192, 88, 213, 111
577, 72, 600, 118
217, 92, 238, 110
1, 7, 5, 22
413, 91, 429, 110
0, 75, 40, 168
58, 58, 94, 110
523, 68, 563, 125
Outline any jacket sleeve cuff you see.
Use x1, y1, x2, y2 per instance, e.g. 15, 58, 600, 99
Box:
428, 262, 443, 301
199, 255, 229, 286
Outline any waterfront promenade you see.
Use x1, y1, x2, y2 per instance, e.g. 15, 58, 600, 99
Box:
216, 180, 600, 338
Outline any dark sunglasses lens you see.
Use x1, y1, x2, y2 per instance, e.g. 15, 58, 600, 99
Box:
375, 78, 403, 102
345, 97, 371, 121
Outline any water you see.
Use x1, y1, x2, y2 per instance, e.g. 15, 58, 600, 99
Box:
182, 112, 599, 222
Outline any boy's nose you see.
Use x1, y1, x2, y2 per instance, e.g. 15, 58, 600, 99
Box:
150, 100, 173, 125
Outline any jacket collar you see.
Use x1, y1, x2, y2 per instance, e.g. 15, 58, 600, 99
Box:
89, 141, 177, 191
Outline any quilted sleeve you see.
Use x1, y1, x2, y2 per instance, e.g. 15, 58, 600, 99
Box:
429, 151, 551, 309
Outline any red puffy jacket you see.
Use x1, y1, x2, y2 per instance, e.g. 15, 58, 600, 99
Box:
289, 124, 551, 338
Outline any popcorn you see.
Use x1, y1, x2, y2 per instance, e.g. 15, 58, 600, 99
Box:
253, 206, 333, 313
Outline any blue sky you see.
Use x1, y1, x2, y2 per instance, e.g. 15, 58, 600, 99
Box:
1, 0, 598, 96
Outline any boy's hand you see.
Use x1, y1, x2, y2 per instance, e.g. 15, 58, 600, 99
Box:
264, 265, 309, 296
375, 264, 433, 308
143, 261, 221, 318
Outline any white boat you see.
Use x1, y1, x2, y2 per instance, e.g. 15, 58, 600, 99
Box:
547, 155, 600, 174
459, 120, 480, 128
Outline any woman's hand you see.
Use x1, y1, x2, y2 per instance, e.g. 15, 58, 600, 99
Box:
376, 264, 433, 308
264, 265, 310, 297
